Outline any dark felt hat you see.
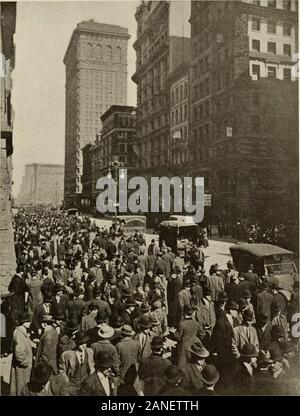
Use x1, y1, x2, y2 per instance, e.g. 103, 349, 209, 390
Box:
240, 343, 258, 358
201, 364, 219, 386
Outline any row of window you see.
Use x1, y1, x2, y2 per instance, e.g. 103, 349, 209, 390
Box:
252, 64, 292, 80
251, 0, 293, 10
85, 44, 123, 62
251, 39, 292, 56
252, 17, 292, 35
171, 82, 188, 105
171, 105, 188, 126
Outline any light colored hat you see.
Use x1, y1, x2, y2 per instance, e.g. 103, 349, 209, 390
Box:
98, 323, 115, 339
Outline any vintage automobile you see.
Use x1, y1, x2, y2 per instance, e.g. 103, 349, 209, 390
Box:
67, 208, 79, 216
169, 215, 195, 224
229, 243, 298, 294
117, 215, 147, 234
159, 220, 199, 256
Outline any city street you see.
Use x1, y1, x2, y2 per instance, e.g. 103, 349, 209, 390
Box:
89, 216, 234, 272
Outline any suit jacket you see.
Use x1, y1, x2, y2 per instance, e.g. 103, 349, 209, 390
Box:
91, 340, 120, 374
139, 354, 171, 381
65, 299, 86, 322
256, 321, 272, 350
58, 348, 94, 381
8, 274, 27, 319
116, 337, 139, 381
135, 332, 152, 363
232, 325, 259, 358
32, 302, 56, 334
52, 294, 69, 317
154, 258, 166, 276
256, 290, 273, 317
194, 299, 216, 338
178, 288, 191, 316
90, 267, 104, 286
211, 314, 236, 360
207, 274, 224, 302
182, 363, 204, 393
35, 327, 59, 372
79, 371, 116, 396
175, 318, 201, 368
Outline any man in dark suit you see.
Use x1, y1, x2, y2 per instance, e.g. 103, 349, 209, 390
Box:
115, 325, 139, 383
32, 294, 55, 335
8, 266, 27, 321
65, 287, 86, 323
52, 283, 69, 318
139, 336, 171, 394
79, 352, 116, 396
255, 311, 272, 350
182, 341, 209, 393
174, 305, 202, 368
255, 280, 273, 318
211, 301, 239, 373
34, 315, 59, 373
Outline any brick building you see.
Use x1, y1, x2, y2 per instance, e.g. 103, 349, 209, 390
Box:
81, 105, 137, 210
17, 164, 64, 206
63, 20, 130, 207
132, 1, 191, 178
0, 2, 17, 291
189, 0, 298, 226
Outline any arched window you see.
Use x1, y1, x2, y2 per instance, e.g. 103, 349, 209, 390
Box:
86, 43, 93, 59
115, 46, 122, 62
95, 44, 102, 59
106, 45, 112, 61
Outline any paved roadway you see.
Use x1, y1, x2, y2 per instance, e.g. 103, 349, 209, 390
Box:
88, 217, 233, 271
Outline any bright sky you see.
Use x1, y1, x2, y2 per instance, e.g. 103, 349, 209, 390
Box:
12, 0, 139, 196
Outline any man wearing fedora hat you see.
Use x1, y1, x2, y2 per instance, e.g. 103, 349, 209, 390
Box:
228, 343, 258, 395
91, 323, 120, 376
79, 351, 116, 396
112, 287, 131, 318
232, 309, 259, 359
211, 300, 239, 374
134, 315, 154, 363
138, 336, 171, 395
65, 286, 86, 323
270, 302, 289, 339
256, 279, 273, 318
31, 293, 55, 336
58, 329, 94, 395
255, 311, 272, 350
81, 301, 99, 332
175, 305, 202, 369
10, 312, 33, 396
194, 287, 216, 348
35, 315, 59, 373
159, 365, 190, 396
181, 340, 209, 393
115, 324, 139, 383
178, 278, 192, 319
199, 364, 220, 395
120, 296, 136, 327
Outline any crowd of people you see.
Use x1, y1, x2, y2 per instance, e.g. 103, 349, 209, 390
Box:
1, 206, 299, 396
218, 220, 288, 245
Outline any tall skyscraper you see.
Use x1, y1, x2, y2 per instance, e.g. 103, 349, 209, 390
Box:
63, 20, 130, 207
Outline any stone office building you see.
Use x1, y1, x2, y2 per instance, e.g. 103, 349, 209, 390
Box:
0, 2, 17, 291
132, 1, 191, 178
81, 105, 137, 211
64, 20, 130, 208
189, 0, 298, 227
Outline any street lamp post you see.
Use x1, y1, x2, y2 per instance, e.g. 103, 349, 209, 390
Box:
107, 160, 124, 227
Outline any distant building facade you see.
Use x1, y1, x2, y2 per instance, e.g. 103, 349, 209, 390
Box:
81, 105, 137, 210
189, 0, 298, 226
0, 2, 17, 290
17, 164, 64, 206
132, 1, 191, 178
168, 63, 190, 176
64, 20, 130, 207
